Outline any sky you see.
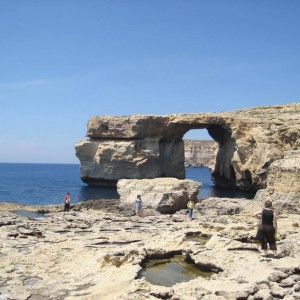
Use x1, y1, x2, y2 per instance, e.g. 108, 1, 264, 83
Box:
0, 0, 299, 164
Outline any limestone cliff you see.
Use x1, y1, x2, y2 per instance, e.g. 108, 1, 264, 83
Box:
184, 140, 215, 167
75, 103, 300, 193
254, 150, 300, 213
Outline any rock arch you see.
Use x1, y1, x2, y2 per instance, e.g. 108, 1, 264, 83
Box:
75, 103, 300, 192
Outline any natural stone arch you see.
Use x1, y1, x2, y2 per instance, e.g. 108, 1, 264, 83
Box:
180, 123, 248, 191
75, 103, 300, 192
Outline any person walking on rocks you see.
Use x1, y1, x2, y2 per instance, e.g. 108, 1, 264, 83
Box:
187, 200, 195, 219
135, 195, 143, 217
64, 192, 71, 213
253, 200, 278, 258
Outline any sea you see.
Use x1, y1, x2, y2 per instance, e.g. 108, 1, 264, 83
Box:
0, 163, 255, 206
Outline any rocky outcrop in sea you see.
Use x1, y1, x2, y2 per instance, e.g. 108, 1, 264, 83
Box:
75, 103, 300, 192
75, 102, 300, 212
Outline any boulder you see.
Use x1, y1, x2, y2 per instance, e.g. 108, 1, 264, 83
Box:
117, 178, 201, 214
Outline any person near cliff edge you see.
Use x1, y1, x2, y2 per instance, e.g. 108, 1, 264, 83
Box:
64, 192, 71, 213
253, 200, 278, 258
187, 200, 195, 219
135, 195, 143, 217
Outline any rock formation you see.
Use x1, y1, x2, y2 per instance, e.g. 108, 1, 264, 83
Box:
75, 103, 300, 193
254, 150, 300, 213
184, 139, 215, 167
75, 115, 186, 186
117, 178, 200, 213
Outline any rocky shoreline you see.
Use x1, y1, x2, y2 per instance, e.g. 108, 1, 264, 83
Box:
1, 199, 299, 300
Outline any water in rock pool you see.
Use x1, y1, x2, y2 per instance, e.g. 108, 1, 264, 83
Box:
141, 255, 214, 286
12, 210, 45, 218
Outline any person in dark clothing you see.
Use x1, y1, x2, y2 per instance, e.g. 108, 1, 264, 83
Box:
253, 200, 278, 257
64, 192, 71, 213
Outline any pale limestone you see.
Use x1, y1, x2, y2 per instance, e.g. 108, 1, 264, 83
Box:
254, 150, 300, 213
75, 103, 300, 196
0, 200, 299, 300
117, 177, 200, 213
76, 138, 184, 186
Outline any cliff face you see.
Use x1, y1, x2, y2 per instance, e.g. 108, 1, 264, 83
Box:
254, 150, 300, 213
75, 138, 184, 186
75, 103, 300, 194
184, 140, 215, 167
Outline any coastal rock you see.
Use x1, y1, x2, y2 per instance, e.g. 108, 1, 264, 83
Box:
75, 103, 300, 195
254, 150, 300, 213
0, 202, 299, 299
195, 198, 242, 216
76, 138, 184, 186
117, 178, 201, 213
267, 150, 300, 193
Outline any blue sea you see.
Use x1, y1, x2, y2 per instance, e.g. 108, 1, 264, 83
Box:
0, 163, 255, 206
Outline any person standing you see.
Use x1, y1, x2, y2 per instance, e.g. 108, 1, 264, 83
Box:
64, 192, 71, 213
135, 195, 143, 217
253, 200, 278, 258
187, 200, 195, 219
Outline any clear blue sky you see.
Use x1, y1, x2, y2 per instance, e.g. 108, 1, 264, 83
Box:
1, 1, 299, 164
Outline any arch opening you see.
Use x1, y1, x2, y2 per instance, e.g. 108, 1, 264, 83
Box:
183, 126, 255, 199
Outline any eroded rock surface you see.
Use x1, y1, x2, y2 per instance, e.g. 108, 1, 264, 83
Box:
76, 138, 185, 186
0, 200, 299, 300
75, 103, 300, 193
254, 150, 300, 213
195, 198, 242, 216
